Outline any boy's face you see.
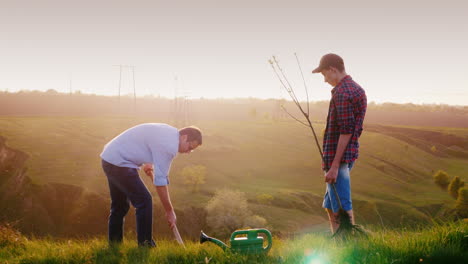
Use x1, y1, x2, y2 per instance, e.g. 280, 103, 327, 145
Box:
321, 67, 340, 87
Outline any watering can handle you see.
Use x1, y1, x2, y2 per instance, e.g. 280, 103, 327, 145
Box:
230, 229, 272, 253
257, 229, 272, 252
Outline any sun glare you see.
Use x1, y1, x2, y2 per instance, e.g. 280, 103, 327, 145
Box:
306, 256, 324, 264
304, 249, 327, 264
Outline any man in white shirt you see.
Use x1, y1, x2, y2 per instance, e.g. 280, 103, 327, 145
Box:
100, 123, 202, 247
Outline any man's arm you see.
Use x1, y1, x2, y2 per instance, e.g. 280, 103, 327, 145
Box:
325, 134, 352, 183
155, 185, 177, 230
144, 165, 177, 230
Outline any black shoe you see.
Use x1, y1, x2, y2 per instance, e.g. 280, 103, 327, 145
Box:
139, 239, 156, 248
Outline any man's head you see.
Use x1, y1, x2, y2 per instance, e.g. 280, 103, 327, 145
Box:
312, 53, 347, 87
178, 126, 202, 153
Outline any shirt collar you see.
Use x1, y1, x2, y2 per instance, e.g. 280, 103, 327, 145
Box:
331, 75, 351, 94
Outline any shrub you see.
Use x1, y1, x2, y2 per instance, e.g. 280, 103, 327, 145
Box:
433, 170, 450, 188
180, 165, 206, 193
0, 223, 25, 248
448, 176, 465, 199
244, 215, 267, 228
249, 108, 257, 118
455, 187, 468, 218
256, 193, 274, 205
205, 189, 267, 237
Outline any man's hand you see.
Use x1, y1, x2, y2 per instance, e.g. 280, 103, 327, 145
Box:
142, 163, 154, 180
325, 167, 338, 184
165, 210, 177, 230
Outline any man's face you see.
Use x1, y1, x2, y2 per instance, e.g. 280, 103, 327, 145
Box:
179, 135, 200, 154
321, 67, 339, 87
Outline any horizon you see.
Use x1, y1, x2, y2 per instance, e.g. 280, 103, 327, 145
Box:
3, 89, 468, 108
1, 0, 467, 105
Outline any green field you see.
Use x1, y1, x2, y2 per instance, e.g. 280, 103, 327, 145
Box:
0, 116, 467, 233
1, 221, 467, 264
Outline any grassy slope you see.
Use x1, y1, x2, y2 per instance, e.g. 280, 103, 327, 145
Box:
1, 221, 467, 264
0, 116, 467, 230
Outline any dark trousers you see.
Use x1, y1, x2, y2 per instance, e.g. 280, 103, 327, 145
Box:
101, 159, 155, 246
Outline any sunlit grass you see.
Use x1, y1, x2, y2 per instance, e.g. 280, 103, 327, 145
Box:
1, 221, 466, 264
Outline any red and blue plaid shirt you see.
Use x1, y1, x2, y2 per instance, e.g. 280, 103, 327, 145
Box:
322, 75, 367, 171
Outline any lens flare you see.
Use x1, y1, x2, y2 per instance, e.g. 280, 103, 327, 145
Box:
303, 249, 327, 264
306, 256, 323, 264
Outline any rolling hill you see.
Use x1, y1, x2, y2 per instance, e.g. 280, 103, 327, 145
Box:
0, 92, 467, 237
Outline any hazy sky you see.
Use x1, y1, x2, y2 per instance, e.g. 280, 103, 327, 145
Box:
1, 0, 467, 105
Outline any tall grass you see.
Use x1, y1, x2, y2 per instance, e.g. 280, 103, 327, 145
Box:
1, 221, 466, 264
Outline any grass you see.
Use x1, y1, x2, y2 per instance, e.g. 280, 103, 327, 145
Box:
1, 221, 467, 264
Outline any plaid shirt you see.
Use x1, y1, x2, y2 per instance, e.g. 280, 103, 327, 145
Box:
322, 75, 367, 171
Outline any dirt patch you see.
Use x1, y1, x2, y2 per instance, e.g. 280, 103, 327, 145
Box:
366, 124, 468, 159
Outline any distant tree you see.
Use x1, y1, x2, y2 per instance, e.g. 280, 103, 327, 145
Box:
205, 189, 267, 237
455, 187, 468, 218
433, 170, 450, 189
249, 108, 257, 118
430, 146, 437, 153
256, 193, 274, 205
46, 89, 58, 94
448, 176, 465, 199
180, 165, 206, 193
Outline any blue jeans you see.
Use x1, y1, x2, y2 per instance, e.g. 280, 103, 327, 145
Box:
322, 162, 354, 213
101, 159, 155, 246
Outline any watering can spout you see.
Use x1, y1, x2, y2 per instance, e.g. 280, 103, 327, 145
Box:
200, 231, 229, 252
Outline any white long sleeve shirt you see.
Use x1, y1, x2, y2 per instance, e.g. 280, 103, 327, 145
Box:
100, 123, 179, 186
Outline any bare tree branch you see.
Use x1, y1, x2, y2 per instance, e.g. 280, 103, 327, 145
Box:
295, 52, 310, 116
270, 58, 307, 116
280, 105, 310, 127
269, 55, 324, 161
272, 56, 301, 105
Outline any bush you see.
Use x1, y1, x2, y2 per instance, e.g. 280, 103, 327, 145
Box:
249, 108, 257, 118
256, 193, 274, 205
448, 176, 465, 199
455, 187, 468, 218
205, 189, 267, 237
0, 223, 25, 248
244, 215, 267, 228
180, 165, 206, 193
433, 170, 450, 188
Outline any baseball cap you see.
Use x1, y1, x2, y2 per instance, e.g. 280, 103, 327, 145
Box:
312, 53, 344, 73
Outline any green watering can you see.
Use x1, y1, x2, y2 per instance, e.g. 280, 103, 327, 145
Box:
200, 228, 272, 255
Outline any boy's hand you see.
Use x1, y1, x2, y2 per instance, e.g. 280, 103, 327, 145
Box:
325, 167, 338, 184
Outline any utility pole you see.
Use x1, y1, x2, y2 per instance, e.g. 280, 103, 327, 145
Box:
69, 73, 73, 96
172, 75, 191, 127
132, 66, 136, 113
113, 65, 136, 114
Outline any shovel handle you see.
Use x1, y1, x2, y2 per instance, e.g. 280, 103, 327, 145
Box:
173, 225, 186, 249
331, 184, 344, 210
